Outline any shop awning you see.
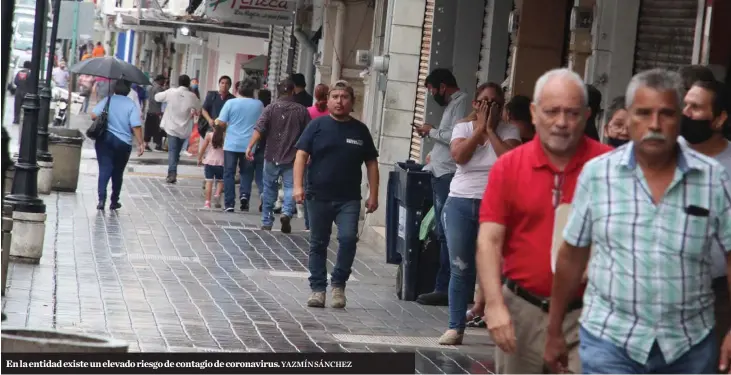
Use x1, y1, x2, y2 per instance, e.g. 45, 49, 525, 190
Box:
117, 10, 270, 38
241, 55, 267, 71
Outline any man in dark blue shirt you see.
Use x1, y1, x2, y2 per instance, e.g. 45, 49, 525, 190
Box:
201, 75, 234, 138
294, 80, 380, 309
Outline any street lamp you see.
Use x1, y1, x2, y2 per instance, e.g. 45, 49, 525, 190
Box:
5, 0, 48, 222
35, 0, 62, 189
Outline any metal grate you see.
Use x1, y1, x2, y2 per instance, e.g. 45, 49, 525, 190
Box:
408, 0, 436, 162
332, 334, 457, 349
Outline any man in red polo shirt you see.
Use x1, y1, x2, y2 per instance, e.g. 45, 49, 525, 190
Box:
476, 68, 612, 374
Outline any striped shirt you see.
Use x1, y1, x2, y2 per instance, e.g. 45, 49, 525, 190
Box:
563, 141, 731, 365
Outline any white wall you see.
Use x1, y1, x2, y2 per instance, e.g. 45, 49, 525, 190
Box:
208, 34, 268, 55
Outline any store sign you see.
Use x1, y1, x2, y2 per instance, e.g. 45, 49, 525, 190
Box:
206, 0, 295, 26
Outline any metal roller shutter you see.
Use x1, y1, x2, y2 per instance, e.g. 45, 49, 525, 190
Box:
267, 26, 288, 89
633, 0, 698, 73
409, 0, 435, 161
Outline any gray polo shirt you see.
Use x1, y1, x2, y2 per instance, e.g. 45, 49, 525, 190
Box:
423, 90, 470, 177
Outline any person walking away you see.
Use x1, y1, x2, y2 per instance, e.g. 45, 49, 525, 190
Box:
439, 83, 521, 345
92, 42, 105, 57
248, 88, 272, 213
12, 61, 32, 125
476, 68, 611, 374
414, 68, 470, 307
679, 79, 731, 363
215, 78, 263, 212
246, 79, 310, 232
291, 73, 313, 107
308, 84, 330, 119
52, 61, 69, 89
503, 95, 535, 143
90, 80, 145, 210
144, 75, 166, 151
293, 80, 380, 308
602, 96, 630, 147
155, 74, 201, 183
545, 69, 731, 374
198, 124, 225, 208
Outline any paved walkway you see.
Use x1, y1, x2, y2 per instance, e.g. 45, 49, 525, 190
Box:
2, 168, 496, 373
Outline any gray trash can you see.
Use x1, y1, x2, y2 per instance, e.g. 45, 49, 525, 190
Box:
48, 128, 84, 192
2, 328, 128, 352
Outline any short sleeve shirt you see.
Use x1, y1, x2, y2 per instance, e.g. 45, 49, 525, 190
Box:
92, 95, 142, 145
449, 121, 520, 199
218, 98, 264, 153
478, 136, 612, 297
295, 116, 378, 201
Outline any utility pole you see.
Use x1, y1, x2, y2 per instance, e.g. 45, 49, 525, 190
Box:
5, 0, 49, 260
36, 0, 63, 194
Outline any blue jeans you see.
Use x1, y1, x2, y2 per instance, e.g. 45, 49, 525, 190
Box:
181, 137, 189, 153
223, 151, 252, 209
579, 326, 718, 374
442, 196, 481, 331
261, 161, 295, 226
167, 135, 186, 175
241, 148, 264, 200
431, 173, 454, 293
95, 132, 132, 204
307, 200, 361, 292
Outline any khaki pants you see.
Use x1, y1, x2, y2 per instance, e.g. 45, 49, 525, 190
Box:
495, 284, 582, 374
714, 278, 730, 348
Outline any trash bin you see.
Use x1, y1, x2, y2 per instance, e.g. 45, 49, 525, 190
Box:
385, 160, 434, 301
1, 328, 128, 352
48, 128, 84, 192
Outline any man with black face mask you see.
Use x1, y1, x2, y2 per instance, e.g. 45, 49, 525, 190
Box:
680, 79, 730, 354
414, 68, 470, 306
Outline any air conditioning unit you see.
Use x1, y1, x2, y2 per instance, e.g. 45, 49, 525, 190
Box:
355, 49, 371, 67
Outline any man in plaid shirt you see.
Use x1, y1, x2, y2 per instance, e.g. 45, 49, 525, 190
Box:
545, 69, 731, 373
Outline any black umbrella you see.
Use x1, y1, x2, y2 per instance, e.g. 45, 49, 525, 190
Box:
69, 56, 150, 85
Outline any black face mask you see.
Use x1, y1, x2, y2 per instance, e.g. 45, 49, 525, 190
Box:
680, 115, 715, 144
607, 138, 629, 148
433, 91, 447, 107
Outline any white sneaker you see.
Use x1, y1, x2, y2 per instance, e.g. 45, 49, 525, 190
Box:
182, 151, 193, 157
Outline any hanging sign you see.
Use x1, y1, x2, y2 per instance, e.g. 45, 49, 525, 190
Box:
206, 0, 295, 26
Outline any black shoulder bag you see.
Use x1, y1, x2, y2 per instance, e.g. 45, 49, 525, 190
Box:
86, 94, 111, 140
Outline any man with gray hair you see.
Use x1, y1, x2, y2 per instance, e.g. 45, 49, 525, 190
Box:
545, 68, 731, 373
476, 68, 610, 373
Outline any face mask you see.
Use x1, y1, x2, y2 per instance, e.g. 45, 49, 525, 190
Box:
191, 84, 198, 90
680, 115, 715, 144
607, 138, 629, 148
432, 91, 447, 107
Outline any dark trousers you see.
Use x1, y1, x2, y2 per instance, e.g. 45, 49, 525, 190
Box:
13, 92, 25, 123
144, 113, 163, 144
432, 173, 454, 293
95, 132, 132, 204
307, 200, 361, 292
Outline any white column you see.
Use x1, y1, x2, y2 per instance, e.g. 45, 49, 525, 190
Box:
586, 0, 640, 131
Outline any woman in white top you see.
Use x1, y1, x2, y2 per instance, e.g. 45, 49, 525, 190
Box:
439, 83, 521, 345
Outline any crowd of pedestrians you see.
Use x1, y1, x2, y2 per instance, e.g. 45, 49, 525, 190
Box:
407, 64, 730, 374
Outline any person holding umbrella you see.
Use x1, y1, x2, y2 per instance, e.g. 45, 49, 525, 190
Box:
90, 80, 145, 210
69, 56, 151, 209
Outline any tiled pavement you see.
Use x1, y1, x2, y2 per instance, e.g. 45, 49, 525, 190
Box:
2, 169, 496, 373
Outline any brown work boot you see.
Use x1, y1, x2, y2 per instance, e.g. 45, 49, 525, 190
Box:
307, 291, 325, 308
331, 287, 347, 308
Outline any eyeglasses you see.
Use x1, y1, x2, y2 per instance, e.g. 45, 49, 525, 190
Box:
552, 173, 564, 209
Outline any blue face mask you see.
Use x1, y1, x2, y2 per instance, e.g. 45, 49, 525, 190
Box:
191, 84, 198, 90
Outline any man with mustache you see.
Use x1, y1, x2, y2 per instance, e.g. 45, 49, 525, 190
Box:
476, 68, 611, 373
545, 69, 731, 374
679, 79, 731, 365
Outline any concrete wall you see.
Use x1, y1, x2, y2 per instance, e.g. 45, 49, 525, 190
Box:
368, 0, 425, 227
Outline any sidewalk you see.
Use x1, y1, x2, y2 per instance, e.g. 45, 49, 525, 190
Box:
1, 170, 496, 373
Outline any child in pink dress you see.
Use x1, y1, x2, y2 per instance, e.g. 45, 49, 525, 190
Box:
198, 125, 225, 208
